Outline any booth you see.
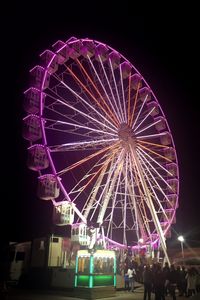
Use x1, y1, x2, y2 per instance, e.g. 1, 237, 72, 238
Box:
74, 249, 116, 299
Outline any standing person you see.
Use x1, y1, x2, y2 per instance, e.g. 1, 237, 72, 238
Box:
186, 267, 196, 297
127, 266, 136, 292
143, 265, 153, 300
179, 266, 187, 296
163, 262, 170, 296
124, 270, 130, 291
168, 264, 177, 300
153, 264, 165, 300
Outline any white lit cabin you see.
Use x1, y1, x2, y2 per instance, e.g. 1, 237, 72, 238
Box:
27, 144, 49, 171
24, 87, 45, 114
71, 223, 89, 246
29, 65, 50, 90
40, 50, 58, 74
53, 202, 74, 225
37, 174, 60, 200
22, 114, 42, 142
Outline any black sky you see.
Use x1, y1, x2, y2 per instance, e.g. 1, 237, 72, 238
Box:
2, 4, 199, 248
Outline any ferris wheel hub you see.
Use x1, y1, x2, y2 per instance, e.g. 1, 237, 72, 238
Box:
118, 123, 136, 146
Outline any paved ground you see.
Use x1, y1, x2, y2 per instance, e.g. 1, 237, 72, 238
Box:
3, 285, 200, 300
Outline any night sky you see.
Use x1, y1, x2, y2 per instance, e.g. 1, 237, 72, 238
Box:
2, 4, 199, 249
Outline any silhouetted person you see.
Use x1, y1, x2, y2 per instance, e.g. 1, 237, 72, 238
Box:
143, 265, 153, 300
163, 262, 170, 296
168, 264, 177, 300
153, 264, 165, 300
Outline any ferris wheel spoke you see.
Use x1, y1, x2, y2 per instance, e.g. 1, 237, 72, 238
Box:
72, 154, 114, 209
130, 146, 156, 240
45, 103, 87, 128
49, 74, 118, 132
108, 58, 125, 122
77, 59, 119, 124
106, 166, 123, 240
128, 154, 144, 241
88, 149, 124, 223
139, 159, 169, 221
137, 150, 174, 213
46, 90, 117, 135
119, 64, 127, 123
136, 147, 174, 191
57, 142, 119, 176
70, 145, 120, 200
129, 155, 152, 240
132, 98, 154, 131
135, 118, 162, 136
49, 138, 118, 152
138, 139, 170, 149
130, 83, 140, 127
46, 85, 108, 132
63, 64, 119, 127
97, 55, 123, 124
137, 145, 173, 175
45, 117, 117, 138
89, 56, 123, 123
130, 146, 169, 255
127, 76, 131, 126
97, 149, 125, 225
81, 154, 115, 220
137, 132, 168, 140
123, 154, 128, 245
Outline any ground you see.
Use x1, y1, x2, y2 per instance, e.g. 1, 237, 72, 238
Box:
4, 284, 199, 300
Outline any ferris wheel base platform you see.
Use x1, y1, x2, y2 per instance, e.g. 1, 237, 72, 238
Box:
74, 286, 116, 299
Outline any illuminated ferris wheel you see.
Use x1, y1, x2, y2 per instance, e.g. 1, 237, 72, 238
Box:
23, 37, 179, 263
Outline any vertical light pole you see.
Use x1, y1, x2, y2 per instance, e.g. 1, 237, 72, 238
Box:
178, 235, 184, 261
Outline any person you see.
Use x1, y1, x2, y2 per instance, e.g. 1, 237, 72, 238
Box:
168, 264, 177, 300
124, 271, 129, 291
163, 262, 170, 296
179, 266, 187, 296
186, 267, 197, 297
127, 266, 136, 292
143, 265, 153, 300
153, 264, 165, 300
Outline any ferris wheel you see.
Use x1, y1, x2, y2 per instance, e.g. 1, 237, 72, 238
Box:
23, 37, 179, 263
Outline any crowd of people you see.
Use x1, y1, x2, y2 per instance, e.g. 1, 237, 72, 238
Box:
123, 262, 200, 300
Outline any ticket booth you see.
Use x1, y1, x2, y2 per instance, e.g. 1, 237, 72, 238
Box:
74, 249, 116, 298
